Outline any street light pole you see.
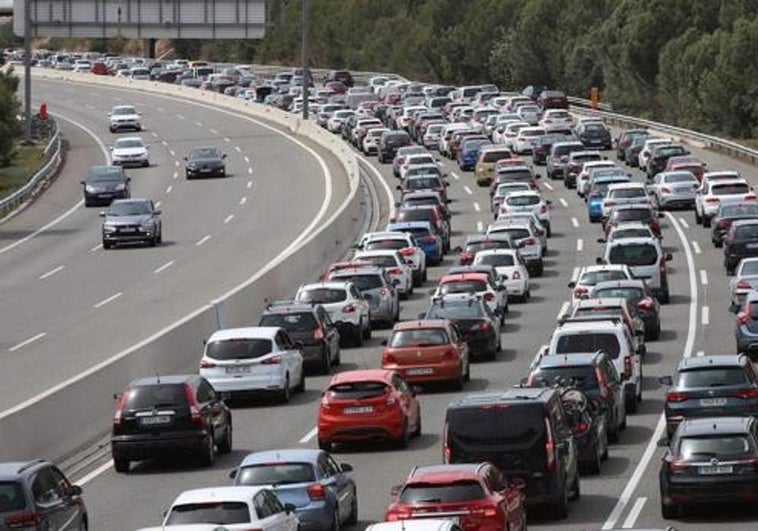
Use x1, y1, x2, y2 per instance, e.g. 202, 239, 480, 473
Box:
301, 0, 309, 121
24, 0, 32, 142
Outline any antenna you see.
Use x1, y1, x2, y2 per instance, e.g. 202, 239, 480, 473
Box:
155, 372, 160, 384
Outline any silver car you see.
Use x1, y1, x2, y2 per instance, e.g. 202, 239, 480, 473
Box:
729, 257, 758, 310
648, 170, 699, 210
329, 267, 400, 327
100, 198, 162, 249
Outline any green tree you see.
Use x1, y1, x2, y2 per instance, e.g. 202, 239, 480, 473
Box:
0, 69, 20, 166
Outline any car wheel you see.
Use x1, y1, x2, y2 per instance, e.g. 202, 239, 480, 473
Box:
217, 424, 233, 455
608, 416, 620, 443
703, 216, 711, 228
569, 474, 581, 501
113, 456, 130, 473
280, 376, 291, 403
353, 323, 364, 348
186, 172, 193, 180
396, 419, 410, 448
714, 239, 723, 248
584, 445, 602, 476
78, 517, 88, 531
694, 208, 702, 224
148, 236, 157, 247
553, 482, 569, 519
320, 349, 331, 375
346, 493, 358, 526
102, 241, 112, 250
464, 360, 471, 382
625, 392, 638, 414
157, 231, 162, 244
362, 320, 372, 340
661, 499, 680, 520
333, 344, 341, 366
650, 323, 661, 341
198, 433, 215, 467
659, 286, 670, 305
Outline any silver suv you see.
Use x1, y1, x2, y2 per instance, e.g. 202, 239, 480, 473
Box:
600, 237, 672, 303
101, 198, 162, 249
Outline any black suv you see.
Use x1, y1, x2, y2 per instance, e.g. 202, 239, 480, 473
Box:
184, 146, 227, 179
111, 374, 233, 473
724, 220, 758, 275
0, 460, 87, 530
443, 387, 580, 518
378, 131, 412, 163
258, 300, 341, 375
82, 165, 130, 207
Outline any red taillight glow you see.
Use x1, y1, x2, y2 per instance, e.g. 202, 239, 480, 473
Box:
522, 237, 536, 246
738, 311, 750, 326
386, 511, 412, 522
660, 187, 671, 194
623, 356, 632, 378
199, 359, 217, 369
399, 247, 415, 257
443, 348, 458, 360
737, 280, 752, 290
307, 483, 327, 501
5, 511, 39, 529
314, 326, 325, 340
666, 392, 689, 403
387, 267, 402, 275
574, 286, 588, 297
545, 419, 557, 471
666, 458, 688, 474
735, 387, 758, 399
705, 197, 721, 204
540, 204, 548, 213
342, 304, 356, 313
746, 194, 757, 201
483, 292, 495, 301
113, 391, 127, 425
717, 219, 731, 229
512, 270, 521, 279
572, 421, 590, 435
475, 321, 493, 331
262, 355, 283, 365
184, 384, 204, 428
637, 298, 653, 310
382, 351, 396, 365
471, 506, 499, 518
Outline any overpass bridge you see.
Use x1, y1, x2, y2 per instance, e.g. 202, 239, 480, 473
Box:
0, 0, 11, 16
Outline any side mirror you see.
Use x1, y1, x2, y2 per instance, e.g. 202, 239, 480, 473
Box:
729, 303, 740, 314
635, 329, 644, 337
451, 245, 463, 253
390, 485, 403, 497
229, 469, 237, 479
392, 278, 401, 286
567, 281, 576, 288
183, 156, 187, 161
340, 463, 354, 473
284, 503, 296, 514
595, 257, 604, 265
99, 211, 106, 217
445, 182, 450, 187
597, 238, 606, 244
70, 485, 83, 496
659, 375, 673, 386
411, 385, 422, 396
109, 146, 114, 151
665, 253, 673, 261
80, 180, 86, 185
659, 212, 665, 218
126, 177, 131, 183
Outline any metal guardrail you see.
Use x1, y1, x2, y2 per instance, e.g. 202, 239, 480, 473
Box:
0, 118, 62, 219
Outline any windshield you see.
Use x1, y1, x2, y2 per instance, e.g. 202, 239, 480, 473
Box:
556, 333, 621, 358
389, 328, 450, 347
88, 166, 123, 181
166, 502, 250, 525
365, 239, 405, 251
236, 463, 316, 486
713, 183, 749, 195
740, 261, 758, 275
327, 381, 388, 399
446, 405, 544, 446
475, 254, 515, 267
259, 312, 317, 332
482, 150, 511, 163
112, 106, 136, 115
106, 202, 151, 216
297, 288, 347, 304
612, 209, 653, 222
663, 173, 697, 184
677, 368, 748, 388
189, 148, 220, 160
610, 188, 646, 199
612, 228, 652, 239
0, 481, 25, 512
439, 280, 487, 294
399, 482, 485, 504
608, 244, 659, 266
507, 195, 540, 206
206, 338, 273, 360
114, 139, 144, 149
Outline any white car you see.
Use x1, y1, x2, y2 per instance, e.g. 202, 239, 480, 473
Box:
539, 109, 574, 130
439, 124, 472, 156
108, 104, 142, 132
130, 66, 151, 80
577, 160, 618, 197
568, 264, 635, 301
637, 138, 672, 170
695, 178, 753, 227
399, 153, 438, 180
601, 182, 651, 218
499, 121, 530, 151
295, 281, 371, 346
327, 109, 355, 133
362, 126, 389, 155
498, 190, 552, 236
200, 327, 305, 402
491, 181, 531, 213
360, 231, 427, 285
396, 105, 427, 130
366, 521, 461, 531
516, 104, 541, 125
353, 249, 414, 297
473, 249, 530, 302
487, 220, 544, 276
155, 486, 299, 531
110, 136, 150, 167
512, 126, 546, 155
72, 60, 91, 73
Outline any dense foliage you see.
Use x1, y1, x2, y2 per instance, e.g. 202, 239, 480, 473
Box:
239, 0, 758, 139
0, 69, 20, 166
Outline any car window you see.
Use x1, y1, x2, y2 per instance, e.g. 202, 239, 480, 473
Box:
389, 328, 450, 347
556, 332, 621, 358
263, 490, 284, 514
237, 463, 315, 486
196, 380, 212, 403
123, 384, 186, 410
735, 224, 758, 239
260, 312, 318, 332
678, 435, 753, 459
206, 338, 273, 360
325, 455, 342, 476
426, 301, 487, 320
327, 381, 388, 399
0, 481, 25, 512
297, 288, 347, 304
533, 366, 599, 390
608, 244, 659, 266
167, 501, 251, 525
31, 467, 60, 506
677, 368, 748, 388
253, 491, 272, 519
439, 280, 487, 294
446, 404, 545, 446
581, 270, 629, 286
399, 481, 485, 503
332, 273, 383, 291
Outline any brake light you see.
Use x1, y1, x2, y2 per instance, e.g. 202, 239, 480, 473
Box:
604, 201, 617, 207
572, 421, 590, 435
665, 457, 688, 474
666, 392, 689, 403
5, 511, 39, 529
386, 510, 412, 521
262, 355, 283, 365
545, 419, 557, 472
660, 187, 671, 194
573, 286, 588, 298
387, 267, 402, 275
307, 483, 327, 501
199, 359, 217, 369
637, 298, 653, 310
522, 237, 536, 246
459, 251, 473, 264
735, 387, 758, 399
540, 204, 548, 214
443, 348, 458, 360
382, 351, 396, 365
313, 326, 324, 340
512, 270, 521, 280
386, 393, 397, 407
399, 247, 415, 257
475, 321, 493, 331
423, 235, 437, 243
746, 194, 757, 201
113, 391, 127, 425
320, 393, 331, 409
623, 356, 632, 378
184, 384, 204, 428
483, 292, 495, 301
342, 304, 356, 313
738, 311, 750, 326
471, 506, 499, 518
737, 280, 752, 290
705, 197, 720, 203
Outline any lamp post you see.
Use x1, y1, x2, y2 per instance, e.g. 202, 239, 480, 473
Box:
23, 0, 32, 142
301, 0, 309, 120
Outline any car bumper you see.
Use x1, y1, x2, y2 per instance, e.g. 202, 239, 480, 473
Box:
112, 158, 149, 167
368, 299, 395, 321
187, 167, 225, 177
658, 195, 695, 208
85, 190, 128, 205
110, 122, 141, 131
384, 361, 462, 383
103, 228, 157, 243
503, 278, 527, 297
111, 433, 206, 460
206, 374, 287, 394
318, 415, 405, 443
663, 477, 758, 504
294, 504, 334, 530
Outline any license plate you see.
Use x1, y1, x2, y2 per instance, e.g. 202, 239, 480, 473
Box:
699, 397, 727, 407
200, 168, 211, 172
747, 243, 758, 249
119, 227, 136, 233
226, 366, 251, 375
699, 465, 733, 475
674, 187, 692, 193
140, 415, 171, 426
343, 406, 374, 414
407, 368, 434, 376
414, 515, 460, 524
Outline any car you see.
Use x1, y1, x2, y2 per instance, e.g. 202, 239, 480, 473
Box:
637, 138, 673, 170
160, 486, 298, 530
602, 222, 658, 242
294, 281, 371, 347
108, 104, 142, 132
327, 109, 355, 133
537, 89, 569, 109
491, 181, 532, 213
539, 108, 573, 128
659, 417, 758, 519
259, 300, 341, 375
317, 369, 421, 451
110, 136, 150, 167
576, 121, 612, 150
516, 104, 541, 126
421, 122, 446, 151
472, 248, 530, 302
230, 449, 357, 531
497, 190, 552, 236
601, 183, 651, 218
431, 272, 508, 319
512, 126, 546, 155
363, 126, 390, 155
498, 121, 530, 152
457, 137, 492, 171
546, 141, 586, 180
100, 198, 162, 249
729, 256, 758, 311
591, 279, 662, 341
184, 146, 226, 179
559, 298, 646, 354
724, 219, 758, 275
366, 520, 462, 531
532, 132, 573, 165
385, 221, 444, 266
456, 233, 515, 265
664, 155, 707, 182
623, 135, 649, 167
647, 170, 699, 210
587, 175, 632, 222
695, 178, 754, 227
710, 202, 758, 247
564, 150, 604, 188
603, 204, 663, 239
646, 143, 690, 180
615, 129, 649, 161
474, 146, 514, 187
0, 460, 88, 530
526, 350, 627, 444
660, 354, 758, 438
443, 387, 580, 518
396, 174, 449, 204
81, 164, 130, 206
732, 289, 758, 358
353, 248, 415, 298
600, 236, 672, 303
486, 220, 544, 276
379, 130, 412, 163
384, 463, 527, 531
381, 320, 470, 388
360, 231, 428, 285
422, 296, 502, 360
399, 152, 438, 180
576, 160, 618, 198
569, 264, 635, 301
328, 266, 400, 327
393, 205, 450, 253
110, 374, 233, 472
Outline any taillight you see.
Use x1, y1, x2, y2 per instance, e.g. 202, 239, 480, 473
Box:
184, 384, 204, 428
459, 251, 473, 264
199, 358, 217, 369
746, 194, 757, 201
571, 421, 590, 435
666, 392, 689, 403
573, 286, 588, 298
399, 247, 415, 257
738, 311, 750, 325
737, 280, 752, 290
705, 197, 720, 204
113, 392, 127, 425
5, 511, 39, 529
716, 219, 731, 229
623, 356, 632, 378
660, 187, 671, 194
522, 237, 536, 246
342, 304, 356, 313
540, 204, 548, 213
471, 506, 499, 518
512, 270, 521, 279
307, 483, 327, 501
262, 355, 283, 365
320, 393, 331, 409
314, 326, 325, 340
604, 201, 617, 207
443, 348, 458, 360
637, 298, 653, 310
382, 351, 396, 365
483, 292, 495, 301
386, 510, 412, 522
387, 267, 402, 275
665, 457, 688, 474
545, 419, 557, 472
735, 387, 758, 399
475, 321, 492, 331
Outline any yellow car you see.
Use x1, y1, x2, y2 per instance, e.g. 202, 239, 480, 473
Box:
475, 146, 515, 186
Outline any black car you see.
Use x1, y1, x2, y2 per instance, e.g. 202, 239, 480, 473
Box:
577, 122, 612, 150
659, 416, 758, 519
533, 133, 573, 165
110, 374, 233, 473
100, 198, 162, 249
660, 354, 758, 438
444, 387, 580, 519
711, 202, 758, 247
537, 90, 569, 109
559, 387, 608, 475
623, 135, 648, 168
259, 300, 341, 375
724, 220, 758, 274
184, 146, 227, 179
646, 143, 689, 180
82, 165, 130, 207
422, 297, 502, 360
0, 460, 88, 530
326, 69, 354, 88
378, 131, 412, 163
615, 129, 649, 161
591, 279, 662, 341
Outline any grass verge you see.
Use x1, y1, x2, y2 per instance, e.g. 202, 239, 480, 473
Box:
0, 142, 48, 201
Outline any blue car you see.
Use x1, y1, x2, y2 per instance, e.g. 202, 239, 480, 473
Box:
231, 448, 357, 531
587, 176, 630, 223
387, 220, 444, 265
457, 138, 492, 171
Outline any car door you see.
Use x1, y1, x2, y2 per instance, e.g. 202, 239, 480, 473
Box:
253, 491, 276, 530
48, 467, 83, 530
320, 453, 352, 521
550, 398, 578, 484
601, 359, 624, 426
31, 465, 68, 530
276, 331, 299, 389
196, 378, 226, 444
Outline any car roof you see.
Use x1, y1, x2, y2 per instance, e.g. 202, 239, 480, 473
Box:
207, 326, 281, 342
328, 369, 393, 385
239, 448, 322, 467
393, 319, 450, 331
678, 354, 745, 370
605, 237, 661, 247
677, 416, 753, 436
536, 352, 600, 367
299, 281, 351, 290
592, 279, 647, 290
171, 486, 266, 505
331, 267, 384, 277
0, 460, 47, 478
557, 320, 622, 331
448, 387, 554, 407
387, 221, 433, 230
574, 297, 626, 309
408, 463, 482, 482
131, 374, 195, 386
365, 521, 458, 531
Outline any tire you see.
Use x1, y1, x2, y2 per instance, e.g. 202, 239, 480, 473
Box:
198, 434, 215, 467
113, 456, 130, 473
353, 323, 364, 348
396, 420, 410, 448
659, 287, 670, 305
280, 376, 291, 404
346, 493, 358, 526
148, 235, 157, 247
569, 474, 581, 501
156, 231, 162, 244
553, 482, 569, 519
695, 208, 702, 224
102, 241, 113, 250
333, 344, 341, 366
362, 320, 372, 340
703, 216, 711, 228
625, 392, 638, 414
217, 424, 233, 455
413, 410, 422, 437
320, 349, 331, 375
661, 499, 679, 520
296, 369, 306, 393
546, 224, 552, 238
608, 415, 620, 443
331, 508, 341, 531
463, 360, 471, 382
584, 446, 602, 476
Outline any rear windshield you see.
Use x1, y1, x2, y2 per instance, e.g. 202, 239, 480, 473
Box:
612, 209, 653, 222
735, 224, 758, 239
713, 183, 749, 195
678, 436, 753, 459
236, 463, 316, 486
612, 228, 652, 240
610, 188, 645, 199
397, 210, 434, 223
574, 307, 623, 320
497, 170, 531, 181
608, 244, 658, 266
482, 151, 511, 163
476, 254, 515, 267
573, 154, 602, 162
492, 228, 530, 240
466, 240, 511, 253
123, 384, 186, 410
89, 166, 123, 181
206, 338, 273, 360
389, 328, 450, 347
297, 288, 347, 304
259, 312, 317, 331
328, 381, 388, 399
365, 240, 405, 251
447, 405, 544, 446
663, 173, 697, 184
594, 287, 643, 303
741, 261, 758, 275
0, 482, 26, 512
556, 333, 621, 358
677, 368, 748, 388
399, 482, 485, 504
532, 367, 599, 390
358, 255, 397, 268
166, 502, 250, 525
507, 195, 540, 206
580, 271, 628, 286
440, 280, 487, 294
332, 274, 383, 291
426, 303, 486, 320
407, 177, 440, 190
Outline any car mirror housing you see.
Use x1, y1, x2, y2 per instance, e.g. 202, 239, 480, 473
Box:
659, 375, 673, 386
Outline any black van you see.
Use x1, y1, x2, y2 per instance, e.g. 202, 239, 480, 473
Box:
443, 388, 580, 518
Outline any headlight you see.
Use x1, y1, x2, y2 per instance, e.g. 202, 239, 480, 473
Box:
187, 163, 197, 169
85, 185, 97, 192
103, 224, 116, 233
114, 184, 126, 191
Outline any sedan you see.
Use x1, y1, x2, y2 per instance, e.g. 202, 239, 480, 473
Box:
647, 170, 699, 210
724, 220, 758, 275
100, 198, 162, 249
711, 202, 758, 247
728, 257, 758, 310
185, 146, 227, 179
472, 249, 530, 302
82, 164, 130, 207
110, 136, 150, 167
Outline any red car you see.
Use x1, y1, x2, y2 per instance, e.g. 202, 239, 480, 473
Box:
318, 369, 421, 451
665, 155, 707, 181
90, 61, 109, 75
385, 463, 527, 531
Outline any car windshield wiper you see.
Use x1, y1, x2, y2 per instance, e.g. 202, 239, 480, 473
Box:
272, 479, 306, 486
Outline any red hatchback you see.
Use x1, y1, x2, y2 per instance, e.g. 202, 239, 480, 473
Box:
385, 463, 527, 531
318, 369, 421, 451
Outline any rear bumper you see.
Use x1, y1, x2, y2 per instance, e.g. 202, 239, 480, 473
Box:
111, 433, 206, 459
663, 477, 758, 504
207, 374, 287, 394
385, 361, 462, 383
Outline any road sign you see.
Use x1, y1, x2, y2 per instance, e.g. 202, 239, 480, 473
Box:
13, 0, 266, 39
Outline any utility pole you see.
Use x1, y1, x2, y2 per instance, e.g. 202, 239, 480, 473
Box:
23, 0, 32, 142
301, 0, 309, 121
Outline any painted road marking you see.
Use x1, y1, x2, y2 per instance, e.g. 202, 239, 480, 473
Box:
9, 332, 47, 352
93, 292, 122, 309
39, 265, 65, 280
196, 235, 211, 246
153, 261, 174, 274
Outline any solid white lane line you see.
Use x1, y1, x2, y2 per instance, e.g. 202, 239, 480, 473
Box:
450, 172, 460, 181
166, 185, 173, 194
196, 235, 211, 246
244, 156, 250, 163
602, 213, 698, 530
476, 221, 484, 232
543, 182, 554, 191
93, 292, 122, 308
473, 202, 481, 212
358, 154, 397, 220
90, 243, 103, 252
153, 261, 174, 274
240, 197, 247, 206
679, 217, 689, 229
76, 460, 113, 486
559, 197, 569, 208
209, 128, 218, 135
235, 146, 241, 152
39, 265, 65, 280
576, 239, 583, 252
571, 267, 580, 283
224, 214, 234, 224
696, 350, 705, 357
557, 301, 570, 321
248, 167, 253, 175
702, 305, 709, 325
247, 181, 252, 189
700, 269, 708, 286
223, 137, 230, 143
299, 427, 317, 444
463, 186, 473, 195
9, 332, 47, 352
156, 107, 165, 112
621, 497, 647, 529
692, 241, 701, 254
571, 217, 579, 228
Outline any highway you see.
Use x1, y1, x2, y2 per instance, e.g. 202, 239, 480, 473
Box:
6, 77, 758, 529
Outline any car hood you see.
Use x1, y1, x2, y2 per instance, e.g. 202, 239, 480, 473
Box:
111, 114, 139, 121
113, 147, 147, 156
104, 214, 152, 225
